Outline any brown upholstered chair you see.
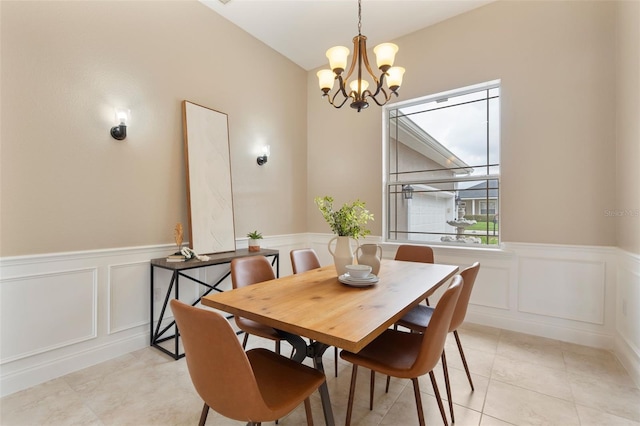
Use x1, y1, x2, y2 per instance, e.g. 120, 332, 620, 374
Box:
367, 244, 437, 406
289, 248, 340, 377
290, 248, 321, 274
170, 299, 325, 426
231, 256, 284, 353
395, 244, 435, 264
395, 261, 481, 423
340, 276, 463, 426
394, 244, 435, 306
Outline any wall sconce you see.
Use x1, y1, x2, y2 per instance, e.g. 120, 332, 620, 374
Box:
402, 184, 414, 200
257, 145, 270, 166
110, 108, 130, 140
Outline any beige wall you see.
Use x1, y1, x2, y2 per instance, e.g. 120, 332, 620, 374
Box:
307, 0, 619, 247
2, 0, 636, 256
0, 0, 308, 256
615, 1, 640, 255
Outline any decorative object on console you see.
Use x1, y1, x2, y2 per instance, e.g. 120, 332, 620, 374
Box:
257, 145, 270, 166
247, 230, 263, 252
110, 108, 130, 140
316, 0, 405, 112
174, 223, 184, 253
180, 247, 210, 262
315, 196, 374, 276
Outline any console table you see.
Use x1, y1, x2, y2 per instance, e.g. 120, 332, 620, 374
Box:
150, 248, 279, 359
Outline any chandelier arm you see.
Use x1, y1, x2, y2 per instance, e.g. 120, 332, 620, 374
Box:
366, 74, 386, 99
332, 75, 352, 108
368, 87, 398, 107
360, 44, 379, 83
328, 91, 351, 109
326, 76, 351, 109
341, 36, 361, 84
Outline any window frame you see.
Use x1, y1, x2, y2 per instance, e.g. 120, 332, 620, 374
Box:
382, 80, 501, 248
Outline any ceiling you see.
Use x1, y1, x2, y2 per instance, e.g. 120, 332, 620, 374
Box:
200, 0, 494, 71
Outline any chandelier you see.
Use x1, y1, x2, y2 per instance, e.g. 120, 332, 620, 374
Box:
316, 0, 405, 112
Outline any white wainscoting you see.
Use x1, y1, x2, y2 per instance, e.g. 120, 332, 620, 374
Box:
615, 249, 640, 387
0, 236, 633, 396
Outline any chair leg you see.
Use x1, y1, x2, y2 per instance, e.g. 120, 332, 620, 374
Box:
429, 370, 448, 426
242, 333, 249, 349
411, 378, 425, 426
275, 340, 281, 355
304, 397, 314, 426
334, 346, 338, 377
454, 330, 474, 391
198, 403, 209, 426
385, 375, 391, 393
425, 298, 430, 306
345, 365, 359, 426
441, 350, 454, 423
369, 370, 375, 410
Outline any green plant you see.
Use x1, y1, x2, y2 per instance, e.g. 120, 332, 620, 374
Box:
314, 196, 374, 239
246, 230, 263, 240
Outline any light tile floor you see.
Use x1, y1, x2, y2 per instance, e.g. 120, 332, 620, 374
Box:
2, 323, 639, 425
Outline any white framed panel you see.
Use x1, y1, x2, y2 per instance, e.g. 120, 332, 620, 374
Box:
471, 265, 510, 309
518, 257, 605, 324
0, 268, 97, 363
108, 261, 150, 334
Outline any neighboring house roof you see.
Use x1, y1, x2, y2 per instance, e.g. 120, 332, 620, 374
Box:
459, 180, 499, 199
389, 113, 474, 175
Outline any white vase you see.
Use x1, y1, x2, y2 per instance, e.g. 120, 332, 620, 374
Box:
328, 236, 359, 276
356, 244, 382, 275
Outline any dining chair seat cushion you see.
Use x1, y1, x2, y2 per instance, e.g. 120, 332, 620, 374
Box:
397, 305, 434, 332
247, 348, 326, 414
235, 316, 282, 340
341, 329, 424, 379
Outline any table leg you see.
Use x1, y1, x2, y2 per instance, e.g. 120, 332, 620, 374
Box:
276, 330, 336, 426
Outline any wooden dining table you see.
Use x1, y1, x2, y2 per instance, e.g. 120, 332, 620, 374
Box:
201, 258, 459, 426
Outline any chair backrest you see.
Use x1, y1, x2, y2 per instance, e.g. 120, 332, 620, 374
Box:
394, 245, 434, 264
170, 299, 271, 421
290, 248, 321, 274
412, 276, 462, 375
450, 262, 480, 332
231, 256, 276, 289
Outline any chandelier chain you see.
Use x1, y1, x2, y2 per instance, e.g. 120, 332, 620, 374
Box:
358, 0, 362, 35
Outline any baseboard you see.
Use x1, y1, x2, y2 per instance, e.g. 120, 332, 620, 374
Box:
0, 332, 147, 398
465, 310, 615, 349
615, 331, 640, 388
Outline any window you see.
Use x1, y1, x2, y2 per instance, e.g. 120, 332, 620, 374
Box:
384, 81, 500, 246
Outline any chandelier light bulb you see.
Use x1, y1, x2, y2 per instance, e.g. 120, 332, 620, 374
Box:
373, 43, 398, 71
326, 46, 349, 74
349, 79, 369, 95
386, 67, 405, 91
317, 69, 335, 92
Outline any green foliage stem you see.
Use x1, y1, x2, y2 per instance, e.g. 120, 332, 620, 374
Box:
314, 196, 374, 239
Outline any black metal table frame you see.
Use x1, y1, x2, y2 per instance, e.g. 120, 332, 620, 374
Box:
277, 330, 336, 426
150, 249, 280, 360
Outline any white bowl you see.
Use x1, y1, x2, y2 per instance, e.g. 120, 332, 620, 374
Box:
345, 264, 372, 278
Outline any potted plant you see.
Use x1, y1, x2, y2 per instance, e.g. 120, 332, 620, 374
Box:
314, 196, 374, 275
247, 230, 263, 252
